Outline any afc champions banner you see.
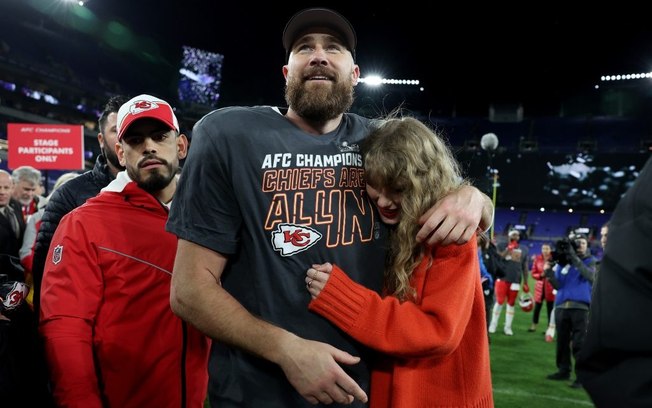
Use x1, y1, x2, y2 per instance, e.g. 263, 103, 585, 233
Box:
7, 123, 85, 170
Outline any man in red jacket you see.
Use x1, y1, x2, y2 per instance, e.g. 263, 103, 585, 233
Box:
39, 94, 210, 408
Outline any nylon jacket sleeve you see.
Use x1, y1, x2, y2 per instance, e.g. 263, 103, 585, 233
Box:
572, 255, 596, 283
309, 239, 478, 358
19, 213, 38, 261
531, 255, 544, 280
39, 213, 104, 408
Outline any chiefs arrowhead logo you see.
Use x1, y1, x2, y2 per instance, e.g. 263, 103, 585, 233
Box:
1, 282, 28, 311
129, 100, 159, 115
271, 223, 322, 257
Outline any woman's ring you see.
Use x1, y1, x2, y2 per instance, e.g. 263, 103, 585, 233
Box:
307, 279, 313, 289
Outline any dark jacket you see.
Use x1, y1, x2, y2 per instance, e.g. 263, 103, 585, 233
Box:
481, 242, 501, 280
576, 155, 652, 408
31, 154, 115, 317
0, 199, 26, 259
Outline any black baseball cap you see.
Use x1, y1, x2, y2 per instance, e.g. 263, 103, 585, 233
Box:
282, 8, 357, 61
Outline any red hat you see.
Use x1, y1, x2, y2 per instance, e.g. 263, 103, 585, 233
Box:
282, 8, 356, 61
117, 94, 179, 141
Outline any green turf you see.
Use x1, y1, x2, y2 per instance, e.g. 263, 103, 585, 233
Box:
489, 285, 595, 407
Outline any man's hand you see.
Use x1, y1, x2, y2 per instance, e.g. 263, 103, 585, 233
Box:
277, 335, 368, 405
417, 185, 493, 246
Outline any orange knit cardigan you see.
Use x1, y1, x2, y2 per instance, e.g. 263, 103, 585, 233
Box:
309, 235, 494, 408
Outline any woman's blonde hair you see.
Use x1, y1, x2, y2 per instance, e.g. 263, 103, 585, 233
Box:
363, 116, 467, 301
52, 172, 79, 192
36, 172, 79, 209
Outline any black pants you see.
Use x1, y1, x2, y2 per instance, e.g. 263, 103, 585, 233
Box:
532, 300, 555, 325
555, 307, 589, 377
483, 291, 494, 330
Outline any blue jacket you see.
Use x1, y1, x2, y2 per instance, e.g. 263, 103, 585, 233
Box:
553, 255, 595, 305
478, 248, 493, 288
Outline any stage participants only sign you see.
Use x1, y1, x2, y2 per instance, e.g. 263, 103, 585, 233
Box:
7, 123, 85, 170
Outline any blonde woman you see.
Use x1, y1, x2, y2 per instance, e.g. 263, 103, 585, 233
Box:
306, 116, 493, 408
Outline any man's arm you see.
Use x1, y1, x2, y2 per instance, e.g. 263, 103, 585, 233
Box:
572, 256, 596, 283
40, 217, 104, 408
544, 263, 560, 289
32, 186, 79, 318
417, 185, 494, 246
169, 239, 368, 405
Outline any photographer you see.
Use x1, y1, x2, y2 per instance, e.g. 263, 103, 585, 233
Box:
545, 234, 596, 389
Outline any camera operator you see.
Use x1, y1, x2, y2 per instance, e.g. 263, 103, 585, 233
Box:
545, 234, 596, 389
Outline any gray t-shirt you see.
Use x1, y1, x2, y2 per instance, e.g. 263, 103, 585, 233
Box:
167, 106, 387, 407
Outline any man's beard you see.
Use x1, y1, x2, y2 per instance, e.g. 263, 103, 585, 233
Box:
127, 159, 177, 194
18, 196, 31, 205
102, 146, 125, 171
285, 73, 354, 122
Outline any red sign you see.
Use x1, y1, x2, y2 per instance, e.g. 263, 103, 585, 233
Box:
7, 123, 85, 170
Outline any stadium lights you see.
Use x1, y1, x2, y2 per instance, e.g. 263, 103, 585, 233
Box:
600, 71, 652, 82
358, 76, 421, 87
60, 0, 89, 6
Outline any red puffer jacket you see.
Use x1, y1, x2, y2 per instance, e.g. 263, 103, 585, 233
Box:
531, 253, 556, 302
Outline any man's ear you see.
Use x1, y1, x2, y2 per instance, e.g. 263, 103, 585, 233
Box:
177, 134, 189, 159
116, 142, 126, 167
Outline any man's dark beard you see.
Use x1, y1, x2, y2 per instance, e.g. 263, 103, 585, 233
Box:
102, 146, 125, 171
127, 161, 177, 194
285, 74, 354, 122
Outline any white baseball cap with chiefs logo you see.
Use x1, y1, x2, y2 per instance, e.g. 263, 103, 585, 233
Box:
117, 94, 180, 141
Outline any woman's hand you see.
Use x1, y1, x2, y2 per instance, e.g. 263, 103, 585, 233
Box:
305, 262, 333, 299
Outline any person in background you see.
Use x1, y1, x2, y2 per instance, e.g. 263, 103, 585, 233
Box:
31, 94, 129, 320
166, 7, 494, 407
499, 229, 529, 272
0, 170, 25, 258
39, 94, 209, 407
11, 165, 42, 222
0, 169, 44, 408
576, 156, 652, 407
478, 234, 495, 333
27, 95, 130, 407
545, 234, 596, 389
595, 221, 609, 274
599, 222, 608, 250
19, 172, 79, 309
488, 247, 529, 336
305, 116, 493, 407
529, 243, 555, 333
